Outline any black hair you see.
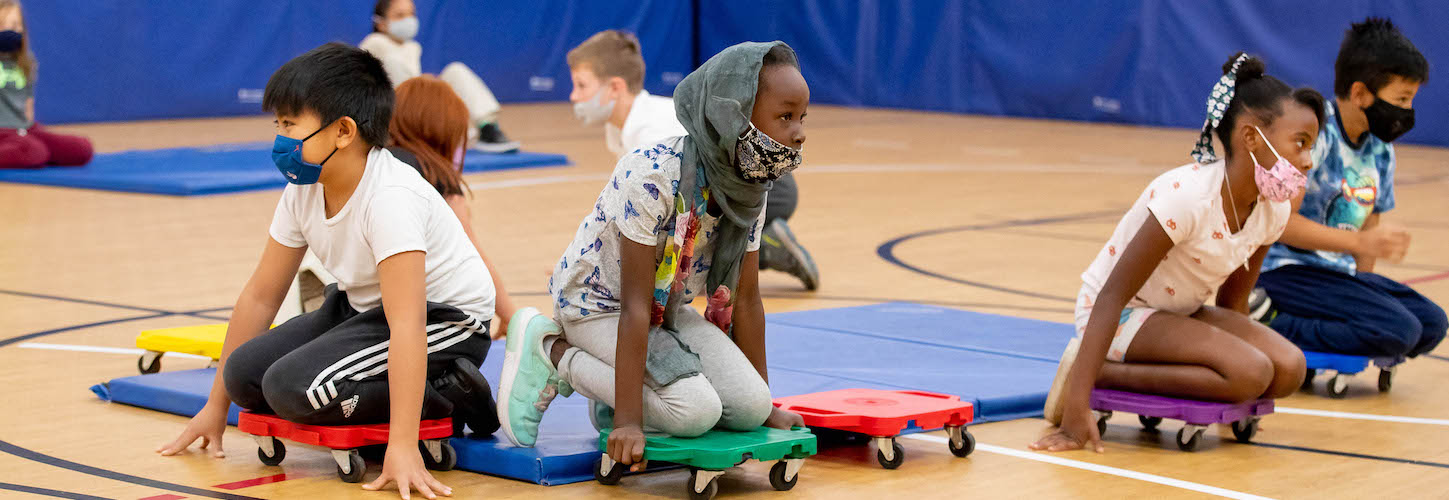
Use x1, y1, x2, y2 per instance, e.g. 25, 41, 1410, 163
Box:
762, 44, 799, 71
1214, 52, 1325, 152
1334, 18, 1429, 98
263, 42, 393, 147
372, 0, 394, 32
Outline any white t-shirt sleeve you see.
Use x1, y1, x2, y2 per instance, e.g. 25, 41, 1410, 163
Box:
616, 162, 675, 246
747, 207, 766, 252
268, 189, 307, 248
365, 187, 431, 264
1145, 176, 1202, 245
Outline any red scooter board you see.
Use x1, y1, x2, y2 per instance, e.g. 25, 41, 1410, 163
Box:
773, 389, 975, 469
238, 411, 457, 482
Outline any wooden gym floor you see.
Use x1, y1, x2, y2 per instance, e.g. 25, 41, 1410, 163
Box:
1, 103, 1446, 499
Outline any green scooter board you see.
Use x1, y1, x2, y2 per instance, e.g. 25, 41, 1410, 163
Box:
593, 426, 817, 499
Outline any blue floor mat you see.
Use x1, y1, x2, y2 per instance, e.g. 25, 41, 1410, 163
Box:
90, 302, 1073, 484
0, 143, 570, 196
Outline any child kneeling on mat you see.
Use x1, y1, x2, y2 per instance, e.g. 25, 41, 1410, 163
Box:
1254, 18, 1446, 361
496, 42, 808, 471
1034, 53, 1318, 453
159, 43, 497, 499
0, 0, 92, 169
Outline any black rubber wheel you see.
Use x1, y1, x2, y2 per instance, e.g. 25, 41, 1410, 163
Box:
1096, 414, 1109, 436
687, 469, 718, 500
1378, 369, 1393, 393
418, 441, 456, 471
948, 430, 976, 458
137, 355, 162, 375
1138, 415, 1163, 431
876, 441, 905, 469
256, 437, 285, 466
1300, 369, 1316, 391
769, 461, 798, 491
1176, 428, 1202, 452
338, 451, 367, 483
594, 457, 624, 485
1327, 375, 1349, 399
1231, 419, 1259, 443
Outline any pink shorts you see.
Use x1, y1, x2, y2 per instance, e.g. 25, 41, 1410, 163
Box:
1074, 285, 1158, 362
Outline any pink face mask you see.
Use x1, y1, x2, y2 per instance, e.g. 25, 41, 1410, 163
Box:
1250, 126, 1307, 202
452, 142, 465, 172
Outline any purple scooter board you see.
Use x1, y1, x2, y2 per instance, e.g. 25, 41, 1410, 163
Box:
1089, 389, 1273, 451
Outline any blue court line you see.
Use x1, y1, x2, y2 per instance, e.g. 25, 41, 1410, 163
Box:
1249, 442, 1449, 470
0, 440, 264, 500
874, 210, 1121, 303
770, 318, 1060, 363
1426, 354, 1449, 363
0, 482, 113, 500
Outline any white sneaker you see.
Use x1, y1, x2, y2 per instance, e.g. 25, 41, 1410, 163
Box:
1043, 337, 1081, 426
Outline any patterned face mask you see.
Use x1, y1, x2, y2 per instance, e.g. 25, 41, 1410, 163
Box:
734, 123, 802, 183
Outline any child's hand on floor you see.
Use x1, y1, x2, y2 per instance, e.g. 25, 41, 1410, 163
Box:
363, 443, 452, 499
607, 425, 649, 472
764, 407, 805, 430
1029, 407, 1103, 453
156, 401, 229, 458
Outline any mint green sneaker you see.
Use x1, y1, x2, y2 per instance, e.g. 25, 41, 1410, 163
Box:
496, 307, 573, 447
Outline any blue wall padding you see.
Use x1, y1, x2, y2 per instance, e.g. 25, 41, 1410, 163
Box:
24, 1, 693, 123
91, 303, 1076, 484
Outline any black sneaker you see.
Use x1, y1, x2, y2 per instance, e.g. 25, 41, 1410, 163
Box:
472, 123, 520, 154
1247, 288, 1275, 325
431, 358, 501, 437
759, 219, 819, 290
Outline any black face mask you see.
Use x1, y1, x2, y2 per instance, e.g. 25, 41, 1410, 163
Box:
1362, 97, 1415, 143
0, 31, 21, 53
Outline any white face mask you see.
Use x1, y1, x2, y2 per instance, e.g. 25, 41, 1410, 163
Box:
386, 16, 419, 41
573, 85, 616, 126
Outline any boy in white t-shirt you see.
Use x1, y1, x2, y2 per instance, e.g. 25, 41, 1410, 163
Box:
158, 43, 495, 499
565, 30, 821, 290
1033, 53, 1320, 453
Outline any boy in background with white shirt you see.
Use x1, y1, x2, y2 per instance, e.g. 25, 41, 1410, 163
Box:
566, 30, 821, 290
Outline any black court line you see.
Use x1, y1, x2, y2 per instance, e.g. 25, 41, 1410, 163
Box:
0, 289, 232, 321
1249, 441, 1449, 470
0, 482, 114, 500
876, 210, 1122, 303
0, 313, 173, 349
0, 440, 263, 500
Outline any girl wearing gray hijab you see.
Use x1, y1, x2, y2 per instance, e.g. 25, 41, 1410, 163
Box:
495, 42, 810, 467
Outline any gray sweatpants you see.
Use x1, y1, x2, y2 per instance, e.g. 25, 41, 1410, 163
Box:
557, 307, 772, 437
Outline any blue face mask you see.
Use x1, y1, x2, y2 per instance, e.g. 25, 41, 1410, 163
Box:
271, 120, 339, 185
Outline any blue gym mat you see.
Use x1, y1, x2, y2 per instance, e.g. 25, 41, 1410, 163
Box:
90, 302, 1073, 485
0, 143, 570, 196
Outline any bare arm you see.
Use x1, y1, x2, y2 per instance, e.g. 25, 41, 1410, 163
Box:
208, 238, 307, 402
447, 195, 515, 337
158, 237, 304, 456
363, 250, 453, 499
1355, 213, 1382, 274
1034, 215, 1174, 453
25, 98, 33, 124
731, 251, 768, 381
614, 237, 656, 430
1216, 246, 1269, 314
